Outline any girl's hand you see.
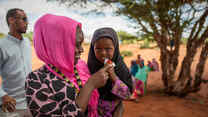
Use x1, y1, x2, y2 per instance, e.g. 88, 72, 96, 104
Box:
88, 64, 111, 89
104, 59, 117, 83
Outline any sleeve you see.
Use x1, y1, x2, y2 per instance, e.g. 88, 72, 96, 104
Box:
111, 78, 131, 100
0, 47, 7, 98
25, 71, 83, 117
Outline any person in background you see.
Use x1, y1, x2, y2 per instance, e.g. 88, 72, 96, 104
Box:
87, 27, 133, 117
0, 8, 32, 117
25, 14, 111, 117
136, 54, 144, 66
135, 60, 150, 95
147, 60, 154, 71
152, 58, 159, 72
130, 60, 138, 77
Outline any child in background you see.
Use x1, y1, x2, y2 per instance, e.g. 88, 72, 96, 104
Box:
130, 60, 139, 77
136, 54, 144, 66
87, 27, 133, 117
147, 60, 154, 71
135, 60, 150, 95
152, 58, 159, 71
131, 60, 145, 102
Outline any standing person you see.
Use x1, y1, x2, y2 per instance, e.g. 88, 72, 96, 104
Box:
130, 60, 138, 77
147, 60, 154, 71
25, 14, 111, 117
0, 8, 32, 117
135, 61, 150, 95
136, 54, 144, 66
152, 58, 159, 71
87, 27, 133, 117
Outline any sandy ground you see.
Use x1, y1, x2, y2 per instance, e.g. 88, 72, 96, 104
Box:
1, 43, 208, 117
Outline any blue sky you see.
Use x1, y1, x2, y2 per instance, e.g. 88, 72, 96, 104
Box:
0, 0, 136, 40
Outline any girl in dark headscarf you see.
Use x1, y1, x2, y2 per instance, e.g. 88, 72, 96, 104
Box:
88, 27, 133, 117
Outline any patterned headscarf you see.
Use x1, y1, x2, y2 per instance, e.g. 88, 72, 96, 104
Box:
87, 27, 133, 101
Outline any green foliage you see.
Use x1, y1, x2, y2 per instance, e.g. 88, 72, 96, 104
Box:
140, 39, 150, 49
0, 33, 5, 39
205, 38, 208, 43
23, 32, 33, 42
120, 50, 133, 57
117, 30, 139, 44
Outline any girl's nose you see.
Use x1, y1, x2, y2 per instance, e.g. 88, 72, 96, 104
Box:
100, 49, 107, 56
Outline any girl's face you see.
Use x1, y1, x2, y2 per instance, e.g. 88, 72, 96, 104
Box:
74, 26, 84, 65
94, 37, 115, 63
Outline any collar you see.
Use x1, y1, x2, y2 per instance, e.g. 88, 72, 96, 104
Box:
7, 34, 24, 43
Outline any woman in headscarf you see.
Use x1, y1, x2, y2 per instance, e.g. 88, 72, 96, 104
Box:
87, 27, 133, 117
25, 14, 111, 117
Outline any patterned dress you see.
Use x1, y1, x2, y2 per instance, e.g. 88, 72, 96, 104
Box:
25, 66, 83, 117
98, 79, 131, 117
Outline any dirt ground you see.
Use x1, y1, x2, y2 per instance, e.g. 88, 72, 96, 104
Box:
1, 43, 207, 117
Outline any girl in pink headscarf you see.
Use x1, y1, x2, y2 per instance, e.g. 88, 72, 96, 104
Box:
25, 14, 111, 117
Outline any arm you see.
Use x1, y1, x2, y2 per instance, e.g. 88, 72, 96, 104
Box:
76, 64, 110, 112
111, 79, 131, 99
106, 65, 131, 99
75, 80, 95, 112
0, 47, 7, 98
0, 48, 16, 112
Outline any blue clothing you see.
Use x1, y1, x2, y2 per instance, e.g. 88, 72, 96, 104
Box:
130, 65, 138, 76
0, 35, 32, 110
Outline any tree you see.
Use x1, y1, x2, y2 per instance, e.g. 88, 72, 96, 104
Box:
56, 0, 208, 97
117, 30, 139, 43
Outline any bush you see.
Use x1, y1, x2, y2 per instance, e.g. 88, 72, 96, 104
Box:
121, 50, 133, 57
0, 33, 5, 39
140, 39, 150, 49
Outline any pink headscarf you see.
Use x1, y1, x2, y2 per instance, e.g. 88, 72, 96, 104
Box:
33, 14, 98, 117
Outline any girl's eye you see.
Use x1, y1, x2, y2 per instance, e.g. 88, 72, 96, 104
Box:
105, 48, 112, 51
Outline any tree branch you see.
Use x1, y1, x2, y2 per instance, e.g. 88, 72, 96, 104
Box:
137, 18, 152, 34
146, 0, 159, 34
188, 8, 208, 41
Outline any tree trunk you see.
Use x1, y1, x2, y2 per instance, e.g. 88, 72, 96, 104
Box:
157, 36, 179, 93
167, 40, 197, 97
166, 41, 208, 97
193, 42, 208, 89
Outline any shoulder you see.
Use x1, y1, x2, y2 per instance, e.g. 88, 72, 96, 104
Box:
0, 37, 10, 48
27, 66, 48, 79
76, 59, 88, 69
76, 59, 91, 76
0, 38, 10, 56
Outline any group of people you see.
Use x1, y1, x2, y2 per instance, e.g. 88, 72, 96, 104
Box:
129, 55, 159, 102
0, 8, 134, 117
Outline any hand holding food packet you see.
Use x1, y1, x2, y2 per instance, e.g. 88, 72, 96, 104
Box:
104, 58, 117, 81
104, 58, 115, 67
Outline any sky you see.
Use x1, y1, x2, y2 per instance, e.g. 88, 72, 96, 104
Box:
0, 0, 136, 40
